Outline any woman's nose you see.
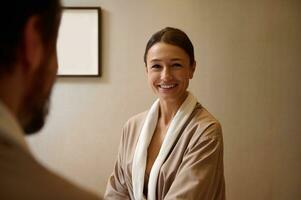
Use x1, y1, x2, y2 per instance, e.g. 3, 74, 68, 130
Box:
161, 67, 172, 81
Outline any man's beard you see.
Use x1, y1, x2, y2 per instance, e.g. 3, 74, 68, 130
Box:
22, 98, 50, 135
19, 54, 56, 135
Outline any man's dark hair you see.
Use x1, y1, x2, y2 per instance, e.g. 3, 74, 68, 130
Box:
0, 0, 61, 73
144, 27, 195, 66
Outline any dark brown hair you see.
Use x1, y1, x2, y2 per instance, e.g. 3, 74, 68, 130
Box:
144, 27, 195, 66
0, 0, 62, 73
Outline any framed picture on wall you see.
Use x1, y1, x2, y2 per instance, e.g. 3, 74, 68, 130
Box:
57, 7, 101, 77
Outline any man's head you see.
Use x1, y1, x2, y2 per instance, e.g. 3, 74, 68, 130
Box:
0, 0, 62, 134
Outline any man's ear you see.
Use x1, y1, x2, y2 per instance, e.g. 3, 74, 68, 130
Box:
189, 61, 196, 79
21, 16, 43, 73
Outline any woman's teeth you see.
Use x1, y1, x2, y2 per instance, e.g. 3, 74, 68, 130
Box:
160, 84, 176, 89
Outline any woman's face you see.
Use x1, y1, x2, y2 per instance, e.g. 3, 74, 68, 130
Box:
146, 42, 195, 105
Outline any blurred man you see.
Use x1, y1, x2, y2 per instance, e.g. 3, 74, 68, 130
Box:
0, 1, 101, 199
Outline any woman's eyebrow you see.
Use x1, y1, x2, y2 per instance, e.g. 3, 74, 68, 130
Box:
150, 58, 162, 62
170, 58, 182, 61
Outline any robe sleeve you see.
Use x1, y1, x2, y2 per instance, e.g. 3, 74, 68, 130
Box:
164, 122, 225, 200
104, 126, 131, 200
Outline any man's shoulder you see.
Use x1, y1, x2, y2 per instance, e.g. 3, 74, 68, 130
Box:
0, 137, 101, 200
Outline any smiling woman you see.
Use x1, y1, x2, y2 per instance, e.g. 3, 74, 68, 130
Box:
145, 42, 195, 107
105, 27, 225, 200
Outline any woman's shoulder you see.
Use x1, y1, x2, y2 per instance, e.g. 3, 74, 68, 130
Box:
120, 111, 148, 141
124, 111, 148, 128
128, 111, 148, 123
189, 103, 222, 139
194, 104, 220, 122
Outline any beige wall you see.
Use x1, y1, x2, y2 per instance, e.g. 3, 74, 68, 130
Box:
27, 0, 301, 199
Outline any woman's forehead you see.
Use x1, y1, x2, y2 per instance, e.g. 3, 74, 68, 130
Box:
147, 42, 189, 62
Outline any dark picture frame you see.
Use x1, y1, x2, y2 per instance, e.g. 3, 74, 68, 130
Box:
57, 7, 101, 77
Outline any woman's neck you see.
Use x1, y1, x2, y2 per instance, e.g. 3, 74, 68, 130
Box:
158, 92, 188, 126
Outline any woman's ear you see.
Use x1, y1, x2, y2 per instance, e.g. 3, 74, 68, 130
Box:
21, 15, 43, 74
189, 61, 196, 79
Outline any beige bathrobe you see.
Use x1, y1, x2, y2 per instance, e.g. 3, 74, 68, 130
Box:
105, 103, 225, 200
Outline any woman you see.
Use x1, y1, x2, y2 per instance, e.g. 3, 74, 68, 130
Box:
105, 27, 225, 200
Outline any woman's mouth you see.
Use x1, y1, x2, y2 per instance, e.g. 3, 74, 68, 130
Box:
159, 84, 177, 89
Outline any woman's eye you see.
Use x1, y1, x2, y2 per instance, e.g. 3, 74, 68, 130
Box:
172, 63, 182, 67
151, 64, 161, 69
